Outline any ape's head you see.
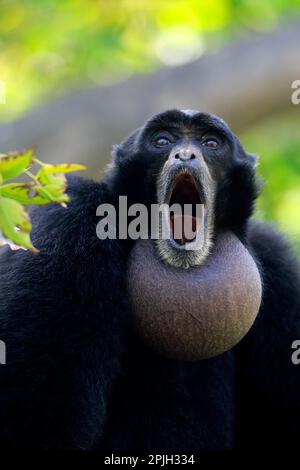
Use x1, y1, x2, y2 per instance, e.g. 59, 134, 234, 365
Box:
107, 110, 262, 360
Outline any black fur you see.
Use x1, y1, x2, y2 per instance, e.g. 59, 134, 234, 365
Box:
0, 110, 299, 451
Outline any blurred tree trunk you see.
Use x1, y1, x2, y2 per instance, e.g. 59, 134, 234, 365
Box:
0, 21, 299, 175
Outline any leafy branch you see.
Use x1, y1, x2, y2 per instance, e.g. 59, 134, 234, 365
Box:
0, 148, 86, 251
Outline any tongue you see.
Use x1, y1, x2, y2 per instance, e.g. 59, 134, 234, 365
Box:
170, 214, 198, 245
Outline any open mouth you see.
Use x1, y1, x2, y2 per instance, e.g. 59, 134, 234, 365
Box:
167, 171, 205, 247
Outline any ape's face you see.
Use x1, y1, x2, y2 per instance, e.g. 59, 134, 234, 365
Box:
112, 109, 257, 269
112, 110, 261, 360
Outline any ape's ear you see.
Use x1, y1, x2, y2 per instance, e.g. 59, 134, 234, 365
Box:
247, 152, 259, 169
104, 128, 142, 191
111, 144, 122, 163
111, 128, 141, 164
235, 139, 259, 169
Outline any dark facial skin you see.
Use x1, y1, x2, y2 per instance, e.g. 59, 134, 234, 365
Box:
111, 110, 234, 201
107, 109, 258, 266
141, 109, 234, 179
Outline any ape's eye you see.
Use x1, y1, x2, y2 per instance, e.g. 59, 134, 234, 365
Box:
153, 135, 172, 148
201, 137, 220, 149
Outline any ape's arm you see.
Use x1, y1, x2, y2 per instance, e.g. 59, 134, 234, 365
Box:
0, 177, 130, 449
236, 221, 300, 448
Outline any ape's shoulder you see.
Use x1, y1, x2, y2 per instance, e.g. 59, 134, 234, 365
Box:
248, 220, 299, 268
247, 219, 300, 295
29, 175, 111, 255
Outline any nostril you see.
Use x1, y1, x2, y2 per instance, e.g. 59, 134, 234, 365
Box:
190, 154, 196, 160
174, 153, 180, 159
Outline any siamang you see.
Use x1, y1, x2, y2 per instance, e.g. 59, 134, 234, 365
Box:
0, 109, 299, 452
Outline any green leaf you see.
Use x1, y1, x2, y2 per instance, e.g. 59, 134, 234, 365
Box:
37, 163, 86, 174
0, 183, 33, 205
0, 152, 85, 248
0, 196, 37, 251
34, 184, 69, 204
34, 171, 69, 204
35, 164, 85, 186
0, 182, 57, 205
36, 169, 66, 186
0, 149, 34, 182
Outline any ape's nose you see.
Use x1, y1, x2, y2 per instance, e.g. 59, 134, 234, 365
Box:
169, 146, 202, 164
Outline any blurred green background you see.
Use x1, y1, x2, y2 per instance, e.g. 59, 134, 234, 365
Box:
0, 0, 299, 250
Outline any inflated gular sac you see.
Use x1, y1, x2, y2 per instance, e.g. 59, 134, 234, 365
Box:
127, 232, 262, 360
